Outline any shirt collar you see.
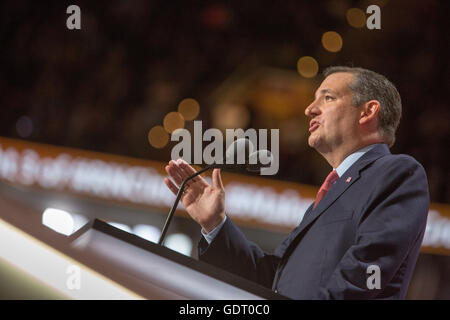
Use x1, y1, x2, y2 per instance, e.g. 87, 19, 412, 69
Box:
334, 144, 380, 177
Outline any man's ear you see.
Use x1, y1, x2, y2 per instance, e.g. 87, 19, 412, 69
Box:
359, 100, 380, 125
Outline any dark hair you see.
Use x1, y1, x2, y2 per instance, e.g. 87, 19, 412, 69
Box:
323, 66, 402, 147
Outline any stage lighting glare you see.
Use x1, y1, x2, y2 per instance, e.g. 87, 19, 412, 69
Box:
0, 218, 141, 299
178, 98, 200, 121
133, 224, 161, 243
163, 112, 185, 134
148, 125, 169, 149
346, 8, 366, 28
71, 213, 88, 233
165, 233, 193, 256
107, 222, 131, 233
297, 56, 319, 78
321, 31, 343, 53
42, 208, 74, 236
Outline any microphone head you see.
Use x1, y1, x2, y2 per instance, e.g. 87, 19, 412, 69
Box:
247, 150, 273, 173
225, 138, 255, 165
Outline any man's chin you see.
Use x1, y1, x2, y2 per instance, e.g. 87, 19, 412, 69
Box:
308, 136, 319, 149
308, 136, 326, 152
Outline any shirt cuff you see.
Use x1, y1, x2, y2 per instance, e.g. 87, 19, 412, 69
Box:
201, 216, 227, 244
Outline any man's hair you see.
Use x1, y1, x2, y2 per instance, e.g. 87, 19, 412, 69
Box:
323, 66, 402, 147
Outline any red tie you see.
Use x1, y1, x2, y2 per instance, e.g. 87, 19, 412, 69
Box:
313, 170, 339, 209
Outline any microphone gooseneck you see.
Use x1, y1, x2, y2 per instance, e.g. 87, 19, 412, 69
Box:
158, 138, 273, 246
158, 164, 213, 245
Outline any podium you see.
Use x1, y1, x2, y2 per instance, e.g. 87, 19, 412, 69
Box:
69, 219, 287, 300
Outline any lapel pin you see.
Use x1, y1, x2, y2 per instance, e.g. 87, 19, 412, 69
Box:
346, 177, 352, 183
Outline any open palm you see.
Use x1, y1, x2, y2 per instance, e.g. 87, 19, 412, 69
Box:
164, 159, 225, 233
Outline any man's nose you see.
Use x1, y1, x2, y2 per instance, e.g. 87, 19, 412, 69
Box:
305, 101, 319, 118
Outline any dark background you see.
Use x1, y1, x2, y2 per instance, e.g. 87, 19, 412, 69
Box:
1, 0, 449, 204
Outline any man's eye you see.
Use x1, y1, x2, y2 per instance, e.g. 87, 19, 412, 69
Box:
325, 95, 334, 101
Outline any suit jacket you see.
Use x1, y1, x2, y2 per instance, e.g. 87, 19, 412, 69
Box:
198, 144, 430, 299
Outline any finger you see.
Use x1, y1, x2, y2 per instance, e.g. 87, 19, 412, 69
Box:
164, 177, 179, 196
172, 159, 194, 182
165, 164, 181, 186
166, 161, 185, 186
177, 159, 208, 187
212, 168, 224, 191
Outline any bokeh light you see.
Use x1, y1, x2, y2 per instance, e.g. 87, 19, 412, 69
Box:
202, 3, 231, 30
178, 98, 200, 120
321, 31, 343, 53
15, 116, 33, 138
346, 8, 366, 28
148, 125, 169, 148
163, 112, 185, 133
42, 208, 74, 236
133, 224, 160, 243
297, 56, 319, 78
165, 233, 193, 256
212, 103, 250, 131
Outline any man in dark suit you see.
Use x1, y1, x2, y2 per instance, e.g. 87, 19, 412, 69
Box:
164, 66, 429, 299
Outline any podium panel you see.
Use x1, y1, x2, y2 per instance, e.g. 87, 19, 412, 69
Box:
69, 219, 287, 300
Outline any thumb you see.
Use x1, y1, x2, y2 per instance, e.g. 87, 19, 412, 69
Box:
212, 168, 224, 191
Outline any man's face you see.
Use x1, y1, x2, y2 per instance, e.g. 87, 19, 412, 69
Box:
305, 72, 361, 153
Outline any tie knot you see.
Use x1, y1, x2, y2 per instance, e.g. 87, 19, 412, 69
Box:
322, 170, 339, 190
312, 170, 339, 209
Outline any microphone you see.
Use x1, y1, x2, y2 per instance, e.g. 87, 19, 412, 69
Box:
158, 138, 272, 245
212, 136, 255, 170
247, 149, 274, 173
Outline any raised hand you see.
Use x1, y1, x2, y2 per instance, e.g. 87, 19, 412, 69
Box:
164, 159, 226, 233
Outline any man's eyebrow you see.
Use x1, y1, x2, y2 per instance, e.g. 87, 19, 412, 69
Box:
314, 88, 338, 99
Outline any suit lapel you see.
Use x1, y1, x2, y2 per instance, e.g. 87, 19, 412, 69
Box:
281, 144, 391, 256
298, 169, 360, 229
275, 203, 314, 257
